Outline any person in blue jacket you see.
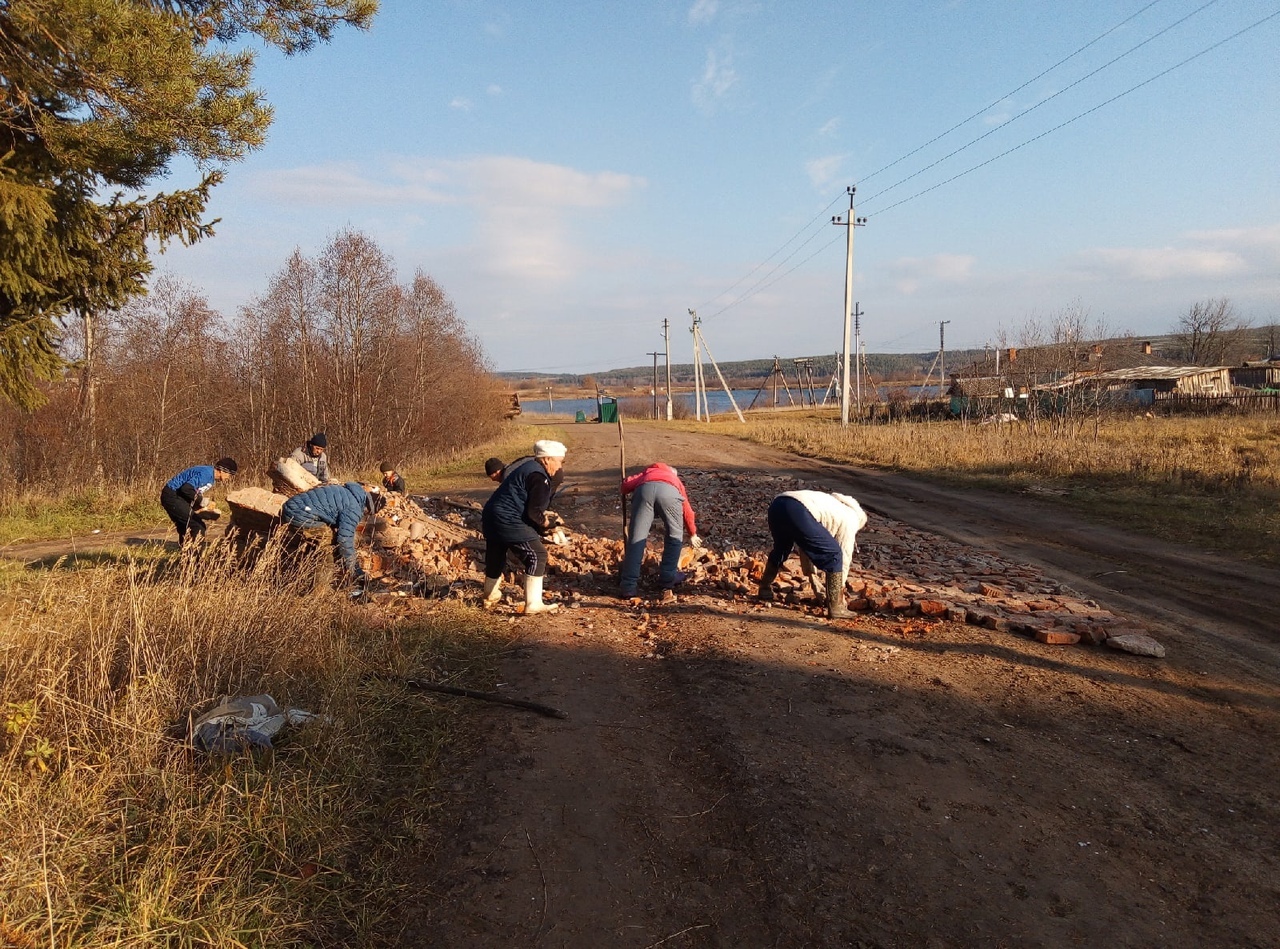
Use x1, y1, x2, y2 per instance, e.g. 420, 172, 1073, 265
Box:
280, 481, 384, 582
161, 457, 238, 545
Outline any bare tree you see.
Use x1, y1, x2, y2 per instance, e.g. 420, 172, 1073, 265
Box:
1172, 298, 1252, 366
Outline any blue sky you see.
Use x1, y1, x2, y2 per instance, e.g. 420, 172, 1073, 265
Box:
156, 0, 1280, 373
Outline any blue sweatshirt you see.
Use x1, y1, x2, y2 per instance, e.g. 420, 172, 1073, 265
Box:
165, 465, 216, 502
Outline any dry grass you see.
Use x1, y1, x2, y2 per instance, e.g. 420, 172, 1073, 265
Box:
0, 537, 507, 946
693, 409, 1280, 564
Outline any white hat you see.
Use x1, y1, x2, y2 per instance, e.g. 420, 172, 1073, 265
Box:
533, 439, 567, 459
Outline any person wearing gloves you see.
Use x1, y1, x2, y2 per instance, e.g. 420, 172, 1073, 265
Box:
480, 440, 567, 614
290, 432, 332, 483
280, 481, 385, 583
160, 457, 237, 545
379, 461, 406, 494
757, 490, 868, 619
618, 462, 702, 600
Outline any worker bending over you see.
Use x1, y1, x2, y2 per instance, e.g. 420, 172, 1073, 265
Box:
161, 457, 237, 545
758, 490, 867, 619
618, 462, 702, 599
480, 440, 566, 614
280, 481, 384, 585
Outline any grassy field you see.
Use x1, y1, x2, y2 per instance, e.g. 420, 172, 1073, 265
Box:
0, 427, 558, 946
0, 536, 512, 947
687, 409, 1280, 566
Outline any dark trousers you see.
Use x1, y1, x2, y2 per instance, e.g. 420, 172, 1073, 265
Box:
766, 495, 842, 574
482, 511, 548, 579
160, 485, 206, 544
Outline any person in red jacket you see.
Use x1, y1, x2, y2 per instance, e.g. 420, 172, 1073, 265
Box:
619, 462, 702, 599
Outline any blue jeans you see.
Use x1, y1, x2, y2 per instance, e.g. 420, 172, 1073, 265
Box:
766, 495, 843, 574
621, 481, 685, 592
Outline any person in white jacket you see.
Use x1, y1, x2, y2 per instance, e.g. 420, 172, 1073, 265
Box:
757, 490, 868, 619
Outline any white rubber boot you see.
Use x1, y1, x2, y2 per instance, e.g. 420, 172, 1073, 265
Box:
522, 574, 559, 614
481, 575, 502, 609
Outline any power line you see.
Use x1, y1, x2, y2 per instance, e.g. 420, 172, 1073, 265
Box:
693, 0, 1177, 320
859, 0, 1170, 186
861, 0, 1225, 207
693, 193, 845, 315
870, 7, 1280, 217
698, 5, 1280, 320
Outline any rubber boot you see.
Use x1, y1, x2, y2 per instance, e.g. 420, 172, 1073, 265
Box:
522, 574, 559, 614
826, 570, 852, 619
481, 575, 502, 609
755, 563, 780, 602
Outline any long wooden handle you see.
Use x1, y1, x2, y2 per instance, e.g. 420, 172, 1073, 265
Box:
618, 409, 628, 538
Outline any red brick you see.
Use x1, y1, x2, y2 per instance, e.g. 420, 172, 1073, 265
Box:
917, 599, 950, 616
1036, 630, 1081, 645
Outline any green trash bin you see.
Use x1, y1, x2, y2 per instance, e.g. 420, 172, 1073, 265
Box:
599, 399, 619, 423
575, 410, 587, 423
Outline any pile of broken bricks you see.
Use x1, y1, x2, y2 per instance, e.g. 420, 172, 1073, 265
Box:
322, 470, 1168, 658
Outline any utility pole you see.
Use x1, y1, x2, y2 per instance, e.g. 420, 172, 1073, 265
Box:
692, 319, 745, 423
646, 351, 662, 419
939, 320, 951, 394
689, 309, 705, 421
546, 387, 553, 411
663, 319, 673, 420
831, 187, 867, 426
853, 302, 864, 418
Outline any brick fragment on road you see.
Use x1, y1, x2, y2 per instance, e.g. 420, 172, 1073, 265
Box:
1036, 630, 1082, 645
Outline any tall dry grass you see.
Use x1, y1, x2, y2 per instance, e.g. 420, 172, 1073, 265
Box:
0, 537, 504, 946
711, 411, 1280, 563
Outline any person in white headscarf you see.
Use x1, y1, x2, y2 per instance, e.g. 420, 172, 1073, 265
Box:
479, 440, 567, 614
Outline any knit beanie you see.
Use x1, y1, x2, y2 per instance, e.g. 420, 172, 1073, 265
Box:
214, 457, 238, 474
308, 432, 327, 449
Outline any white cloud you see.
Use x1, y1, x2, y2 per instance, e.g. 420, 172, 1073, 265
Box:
1183, 223, 1280, 255
487, 84, 503, 97
692, 44, 738, 113
883, 254, 976, 295
1075, 246, 1246, 282
250, 156, 647, 284
817, 117, 840, 138
449, 96, 473, 111
805, 154, 847, 189
688, 0, 718, 26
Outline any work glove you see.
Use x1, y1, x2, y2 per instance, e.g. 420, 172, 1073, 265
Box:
689, 534, 704, 549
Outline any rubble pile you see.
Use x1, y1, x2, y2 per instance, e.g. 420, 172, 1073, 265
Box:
235, 465, 1162, 653
671, 468, 1161, 652
357, 494, 626, 597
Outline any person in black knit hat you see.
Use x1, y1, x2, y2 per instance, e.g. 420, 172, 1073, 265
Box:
160, 457, 237, 545
290, 432, 332, 482
379, 461, 406, 494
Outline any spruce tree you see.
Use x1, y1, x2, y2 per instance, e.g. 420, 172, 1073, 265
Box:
0, 0, 376, 407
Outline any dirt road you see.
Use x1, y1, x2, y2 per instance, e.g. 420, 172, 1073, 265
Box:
403, 421, 1280, 948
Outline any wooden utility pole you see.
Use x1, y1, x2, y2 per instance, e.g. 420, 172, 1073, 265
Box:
748, 356, 797, 410
663, 318, 672, 420
853, 303, 864, 418
691, 320, 745, 423
646, 351, 662, 419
